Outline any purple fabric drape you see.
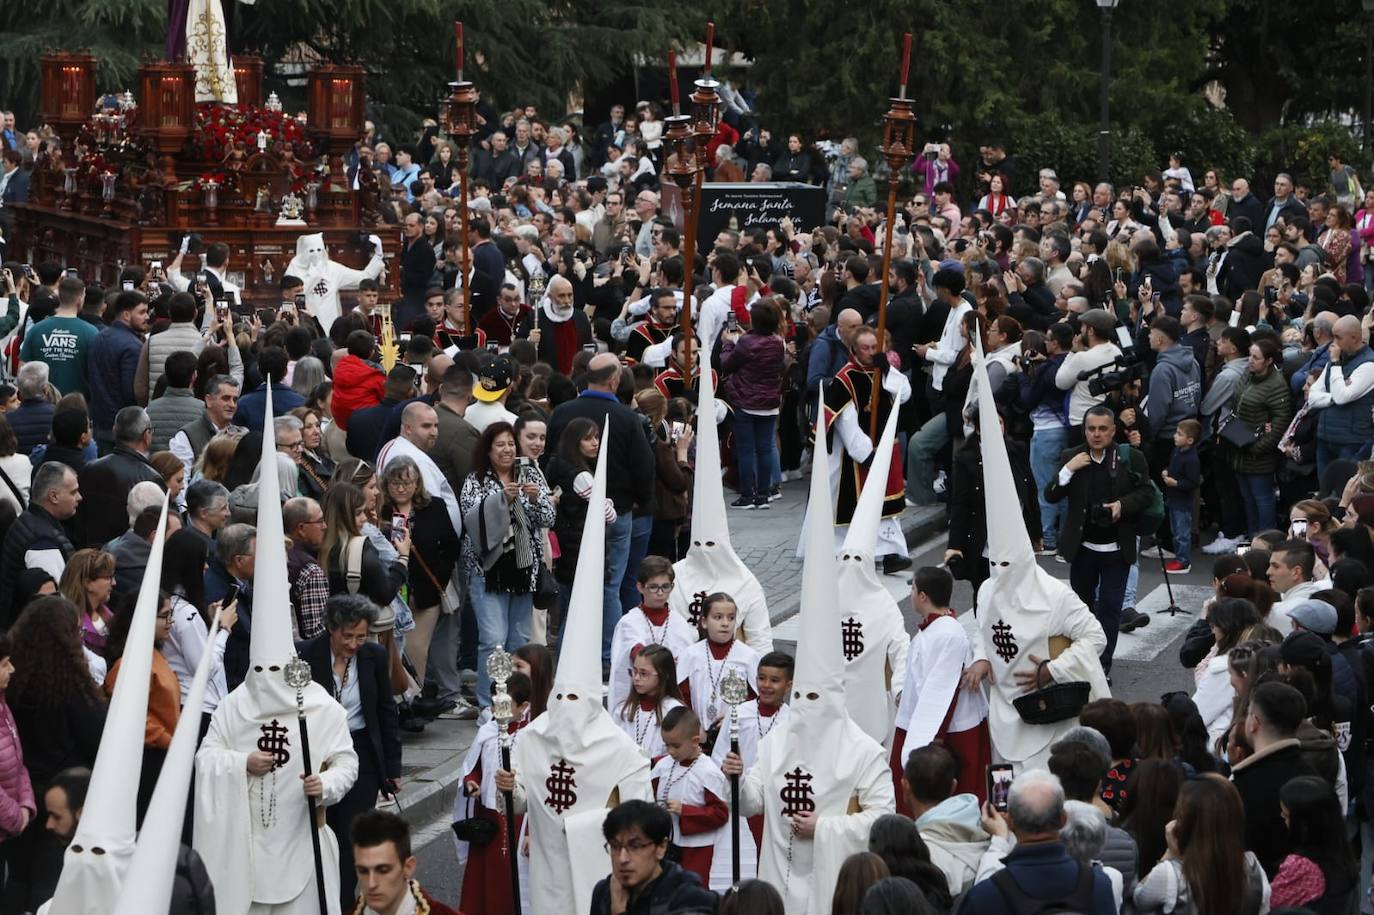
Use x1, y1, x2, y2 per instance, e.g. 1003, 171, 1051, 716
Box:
167, 0, 191, 60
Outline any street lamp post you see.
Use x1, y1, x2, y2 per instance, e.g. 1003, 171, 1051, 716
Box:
1097, 0, 1120, 183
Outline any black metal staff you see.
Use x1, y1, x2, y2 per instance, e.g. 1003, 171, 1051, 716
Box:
284, 656, 330, 915
488, 647, 522, 912
721, 669, 749, 888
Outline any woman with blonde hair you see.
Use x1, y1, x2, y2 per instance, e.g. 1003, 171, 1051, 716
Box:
193, 430, 244, 484
59, 549, 117, 657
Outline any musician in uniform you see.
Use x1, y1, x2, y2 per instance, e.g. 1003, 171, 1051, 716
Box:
820, 325, 911, 571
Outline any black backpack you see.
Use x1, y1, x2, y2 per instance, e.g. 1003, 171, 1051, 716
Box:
990, 861, 1098, 914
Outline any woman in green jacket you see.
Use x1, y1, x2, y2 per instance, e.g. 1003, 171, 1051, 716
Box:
1228, 337, 1293, 536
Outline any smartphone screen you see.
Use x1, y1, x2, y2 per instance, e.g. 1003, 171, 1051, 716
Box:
987, 764, 1015, 812
221, 583, 241, 610
582, 343, 597, 352
65, 268, 78, 278
390, 513, 408, 545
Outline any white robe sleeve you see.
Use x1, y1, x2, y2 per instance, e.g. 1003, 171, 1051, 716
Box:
736, 752, 766, 818
811, 747, 894, 909
886, 620, 909, 708
1043, 592, 1110, 696
316, 724, 360, 807
329, 252, 385, 291
834, 405, 874, 464
902, 626, 965, 757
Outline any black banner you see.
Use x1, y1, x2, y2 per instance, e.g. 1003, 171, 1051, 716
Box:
662, 181, 827, 244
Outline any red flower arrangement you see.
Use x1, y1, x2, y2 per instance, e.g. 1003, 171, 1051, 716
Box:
185, 103, 318, 163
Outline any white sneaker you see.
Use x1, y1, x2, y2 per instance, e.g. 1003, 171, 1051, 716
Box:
933, 471, 948, 495
1202, 536, 1241, 555
1140, 545, 1175, 559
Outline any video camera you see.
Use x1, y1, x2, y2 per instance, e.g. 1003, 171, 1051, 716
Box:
1077, 324, 1146, 396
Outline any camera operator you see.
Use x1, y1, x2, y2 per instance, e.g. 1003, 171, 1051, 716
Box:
1044, 404, 1156, 674
1054, 309, 1121, 445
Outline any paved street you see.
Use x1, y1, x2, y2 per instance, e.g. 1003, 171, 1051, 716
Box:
403, 475, 1214, 898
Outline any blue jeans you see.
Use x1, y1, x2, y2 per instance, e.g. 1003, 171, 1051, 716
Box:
734, 411, 780, 500
1169, 506, 1192, 566
1069, 549, 1131, 673
469, 573, 534, 707
619, 513, 654, 614
906, 413, 949, 504
1318, 438, 1367, 481
1235, 472, 1276, 536
1029, 426, 1068, 547
602, 511, 634, 663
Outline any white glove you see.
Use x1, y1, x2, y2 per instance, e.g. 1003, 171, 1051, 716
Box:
605, 501, 618, 524
368, 234, 383, 256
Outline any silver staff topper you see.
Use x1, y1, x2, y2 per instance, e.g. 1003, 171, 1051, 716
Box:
721, 669, 748, 730
283, 655, 313, 691
487, 647, 515, 727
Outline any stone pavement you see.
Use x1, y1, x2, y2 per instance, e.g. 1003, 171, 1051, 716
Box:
392, 475, 946, 828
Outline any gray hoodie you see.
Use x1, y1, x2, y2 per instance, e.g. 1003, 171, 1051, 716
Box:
1201, 356, 1248, 433
1144, 343, 1202, 440
916, 793, 990, 898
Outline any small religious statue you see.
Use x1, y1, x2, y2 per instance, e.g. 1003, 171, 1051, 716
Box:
253, 185, 271, 214
276, 192, 306, 226
260, 257, 276, 286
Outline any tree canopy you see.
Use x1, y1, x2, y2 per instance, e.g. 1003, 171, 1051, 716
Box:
0, 0, 1368, 186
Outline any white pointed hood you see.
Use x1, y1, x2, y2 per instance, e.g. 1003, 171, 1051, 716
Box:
244, 383, 298, 714
110, 616, 223, 915
670, 359, 771, 647
835, 404, 906, 743
687, 357, 730, 549
549, 417, 610, 726
841, 405, 900, 558
47, 497, 172, 914
792, 401, 847, 721
972, 332, 1041, 596
289, 232, 327, 275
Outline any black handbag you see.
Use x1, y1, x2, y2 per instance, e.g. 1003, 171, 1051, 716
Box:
451, 816, 499, 845
1012, 660, 1092, 725
1216, 413, 1257, 449
533, 564, 560, 610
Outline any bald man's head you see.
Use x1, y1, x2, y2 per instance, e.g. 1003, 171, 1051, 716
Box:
837, 308, 863, 345
425, 354, 454, 394
586, 352, 620, 390
1333, 314, 1365, 355
400, 402, 439, 450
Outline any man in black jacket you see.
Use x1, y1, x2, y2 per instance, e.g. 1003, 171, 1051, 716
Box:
347, 366, 417, 464
397, 212, 437, 330
1044, 404, 1155, 673
590, 800, 716, 915
547, 353, 655, 666
0, 461, 79, 627
298, 594, 401, 908
1231, 681, 1318, 875
75, 406, 164, 547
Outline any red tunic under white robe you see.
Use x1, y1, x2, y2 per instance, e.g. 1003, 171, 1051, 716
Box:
650, 755, 730, 891
677, 638, 760, 731
455, 717, 528, 915
890, 614, 991, 815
